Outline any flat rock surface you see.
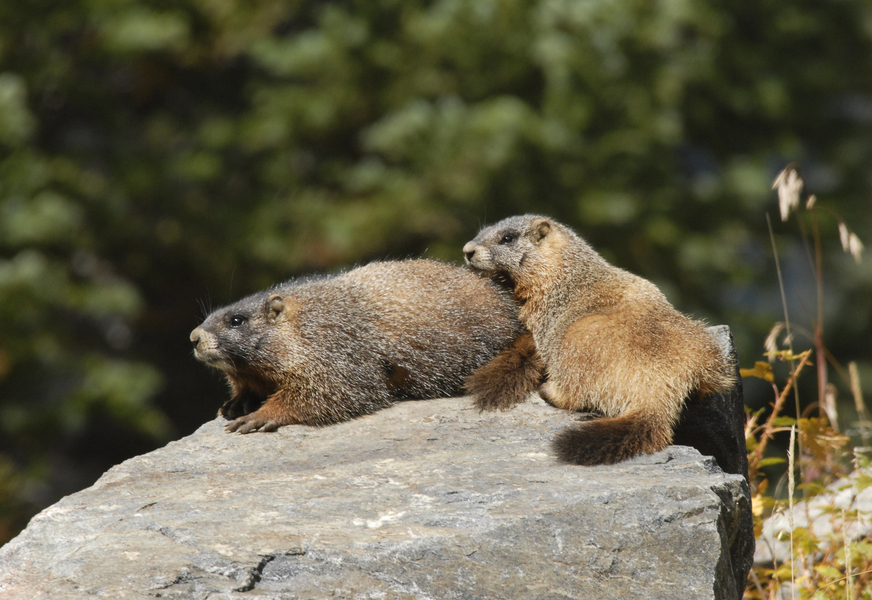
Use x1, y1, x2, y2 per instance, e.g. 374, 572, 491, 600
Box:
0, 394, 751, 600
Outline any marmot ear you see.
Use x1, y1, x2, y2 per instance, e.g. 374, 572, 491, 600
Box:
267, 294, 284, 322
531, 220, 551, 243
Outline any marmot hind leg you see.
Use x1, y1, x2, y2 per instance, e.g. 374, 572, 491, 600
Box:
539, 381, 606, 421
552, 409, 674, 465
466, 332, 544, 410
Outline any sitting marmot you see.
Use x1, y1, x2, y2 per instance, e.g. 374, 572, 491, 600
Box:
463, 215, 735, 465
190, 259, 524, 433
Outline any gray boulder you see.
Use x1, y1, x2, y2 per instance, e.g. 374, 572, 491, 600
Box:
0, 407, 750, 600
0, 328, 752, 600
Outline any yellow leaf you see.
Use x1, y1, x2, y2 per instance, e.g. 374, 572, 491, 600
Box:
798, 417, 850, 460
763, 349, 812, 363
814, 564, 842, 580
740, 361, 774, 382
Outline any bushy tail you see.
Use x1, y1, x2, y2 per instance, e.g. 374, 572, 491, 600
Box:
553, 410, 673, 465
466, 332, 544, 410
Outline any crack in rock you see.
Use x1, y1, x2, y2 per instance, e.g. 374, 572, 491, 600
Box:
234, 554, 276, 592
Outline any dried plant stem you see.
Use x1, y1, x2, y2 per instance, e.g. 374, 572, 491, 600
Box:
767, 214, 794, 357
767, 213, 805, 481
750, 350, 813, 479
767, 214, 801, 413
849, 362, 871, 448
810, 211, 831, 424
749, 564, 767, 599
843, 508, 853, 600
788, 424, 797, 600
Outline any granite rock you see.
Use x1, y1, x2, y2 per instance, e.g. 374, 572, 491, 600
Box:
1, 397, 752, 599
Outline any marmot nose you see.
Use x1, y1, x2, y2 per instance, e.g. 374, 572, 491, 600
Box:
462, 242, 476, 263
190, 328, 202, 348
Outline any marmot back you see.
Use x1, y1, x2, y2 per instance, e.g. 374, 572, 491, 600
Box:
463, 215, 735, 465
190, 259, 524, 433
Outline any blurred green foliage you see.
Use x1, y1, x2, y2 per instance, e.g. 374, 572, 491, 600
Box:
2, 0, 872, 545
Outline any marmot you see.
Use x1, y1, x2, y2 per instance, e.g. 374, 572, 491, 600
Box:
190, 259, 524, 433
462, 215, 735, 465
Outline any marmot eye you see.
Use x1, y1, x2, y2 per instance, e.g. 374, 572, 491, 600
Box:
229, 315, 247, 328
500, 234, 516, 244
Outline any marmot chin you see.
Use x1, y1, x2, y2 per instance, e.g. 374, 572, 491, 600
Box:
191, 259, 524, 433
463, 215, 735, 465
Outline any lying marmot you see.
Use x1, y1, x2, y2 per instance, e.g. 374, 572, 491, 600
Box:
463, 215, 735, 465
190, 259, 524, 433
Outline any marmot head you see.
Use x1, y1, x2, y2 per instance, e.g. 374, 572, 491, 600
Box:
190, 289, 296, 379
463, 214, 569, 287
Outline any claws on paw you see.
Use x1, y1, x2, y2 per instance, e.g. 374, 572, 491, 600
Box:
225, 415, 280, 434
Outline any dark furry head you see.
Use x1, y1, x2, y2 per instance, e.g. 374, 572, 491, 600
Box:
463, 215, 553, 276
190, 289, 293, 376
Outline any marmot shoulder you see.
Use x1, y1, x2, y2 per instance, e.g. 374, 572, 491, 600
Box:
463, 214, 735, 465
190, 259, 524, 433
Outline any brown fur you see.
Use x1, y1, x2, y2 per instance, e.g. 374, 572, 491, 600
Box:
463, 215, 735, 465
465, 332, 544, 410
190, 259, 524, 433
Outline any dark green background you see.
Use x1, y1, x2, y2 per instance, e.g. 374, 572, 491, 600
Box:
2, 0, 871, 544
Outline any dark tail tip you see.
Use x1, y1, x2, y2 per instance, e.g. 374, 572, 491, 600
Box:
552, 412, 672, 466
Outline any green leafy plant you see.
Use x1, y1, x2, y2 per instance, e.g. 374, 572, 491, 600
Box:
744, 166, 870, 599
